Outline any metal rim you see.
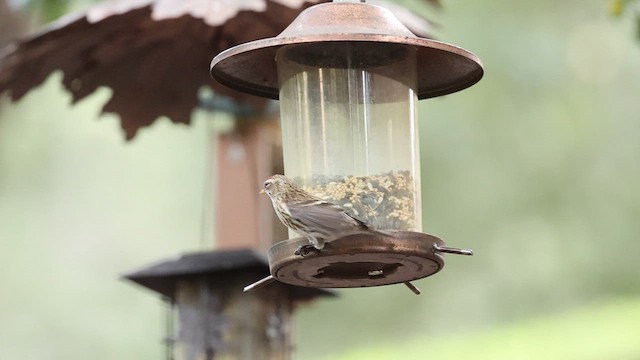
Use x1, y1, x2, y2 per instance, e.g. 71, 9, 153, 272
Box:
267, 231, 448, 289
211, 34, 483, 100
210, 2, 483, 100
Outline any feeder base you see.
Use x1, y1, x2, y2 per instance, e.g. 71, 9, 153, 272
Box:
268, 231, 452, 289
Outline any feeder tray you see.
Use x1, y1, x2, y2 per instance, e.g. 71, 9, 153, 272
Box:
244, 231, 472, 295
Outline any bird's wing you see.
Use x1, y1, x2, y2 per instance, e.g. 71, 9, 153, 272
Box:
288, 200, 367, 237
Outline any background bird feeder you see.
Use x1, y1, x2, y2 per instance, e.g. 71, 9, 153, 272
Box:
210, 0, 483, 293
124, 249, 332, 359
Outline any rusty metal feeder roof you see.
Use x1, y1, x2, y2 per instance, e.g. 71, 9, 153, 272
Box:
123, 249, 333, 301
210, 1, 483, 100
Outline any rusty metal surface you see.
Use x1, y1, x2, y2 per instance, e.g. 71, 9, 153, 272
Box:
123, 249, 334, 301
0, 0, 435, 140
0, 0, 316, 139
211, 2, 483, 100
268, 231, 448, 288
175, 276, 293, 360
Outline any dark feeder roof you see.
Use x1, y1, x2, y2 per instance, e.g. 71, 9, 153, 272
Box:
123, 249, 333, 301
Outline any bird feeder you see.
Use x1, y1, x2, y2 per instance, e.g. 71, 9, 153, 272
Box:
123, 249, 332, 359
210, 1, 483, 293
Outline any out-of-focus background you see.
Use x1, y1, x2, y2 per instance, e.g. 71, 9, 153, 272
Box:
1, 0, 639, 359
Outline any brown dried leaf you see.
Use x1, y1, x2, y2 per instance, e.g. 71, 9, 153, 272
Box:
0, 0, 434, 140
0, 1, 315, 139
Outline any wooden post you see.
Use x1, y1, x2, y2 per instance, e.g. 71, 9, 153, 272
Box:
169, 118, 294, 360
215, 118, 286, 252
124, 118, 330, 360
174, 275, 292, 360
124, 250, 330, 360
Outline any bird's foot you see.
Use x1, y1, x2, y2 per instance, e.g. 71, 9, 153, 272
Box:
294, 245, 320, 257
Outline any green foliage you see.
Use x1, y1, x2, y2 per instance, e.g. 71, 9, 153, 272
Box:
295, 0, 640, 357
23, 0, 99, 23
333, 297, 640, 360
1, 0, 639, 359
610, 0, 627, 16
27, 0, 70, 22
609, 0, 640, 42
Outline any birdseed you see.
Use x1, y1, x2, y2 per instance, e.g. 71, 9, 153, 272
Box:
297, 171, 417, 230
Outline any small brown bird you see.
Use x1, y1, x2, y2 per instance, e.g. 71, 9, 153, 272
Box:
262, 174, 370, 256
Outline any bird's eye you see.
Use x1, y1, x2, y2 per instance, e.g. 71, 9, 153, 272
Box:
264, 181, 271, 189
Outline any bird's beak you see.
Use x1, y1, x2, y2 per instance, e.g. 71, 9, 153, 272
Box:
260, 189, 266, 195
